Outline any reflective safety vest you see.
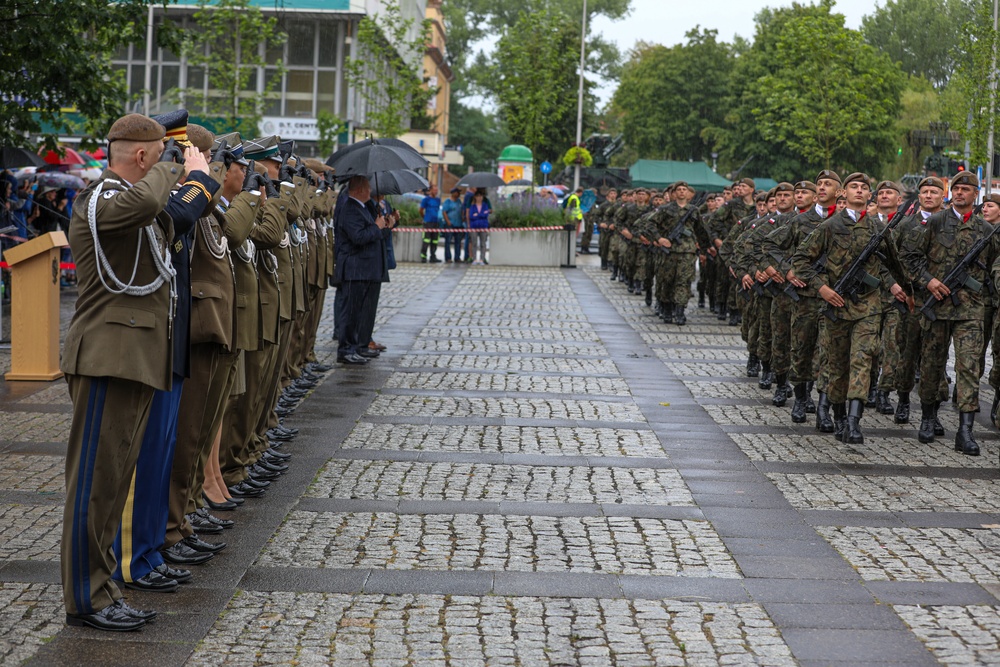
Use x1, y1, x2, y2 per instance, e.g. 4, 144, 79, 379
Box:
566, 193, 583, 222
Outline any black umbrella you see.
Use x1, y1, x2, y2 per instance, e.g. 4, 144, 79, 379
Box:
326, 138, 428, 177
368, 169, 429, 196
456, 172, 507, 188
506, 178, 533, 186
0, 147, 47, 169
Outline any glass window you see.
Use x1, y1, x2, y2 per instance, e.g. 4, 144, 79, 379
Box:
155, 21, 181, 62
318, 22, 338, 67
187, 66, 205, 93
285, 69, 315, 116
266, 39, 284, 65
286, 99, 313, 117
316, 71, 336, 111
286, 69, 314, 95
287, 21, 315, 66
114, 43, 130, 61
160, 65, 181, 107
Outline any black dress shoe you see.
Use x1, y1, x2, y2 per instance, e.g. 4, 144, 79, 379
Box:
67, 602, 146, 631
255, 458, 288, 474
226, 494, 245, 506
153, 563, 191, 584
227, 481, 266, 498
203, 494, 239, 511
357, 348, 380, 358
267, 428, 294, 441
183, 534, 227, 554
308, 362, 333, 372
278, 425, 299, 436
248, 463, 280, 480
278, 396, 300, 408
338, 353, 369, 365
122, 570, 178, 593
116, 598, 157, 621
161, 542, 214, 566
197, 507, 235, 530
275, 406, 294, 418
242, 474, 272, 488
187, 511, 224, 534
264, 447, 292, 461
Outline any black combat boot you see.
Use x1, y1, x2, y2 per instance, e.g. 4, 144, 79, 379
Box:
718, 304, 728, 321
790, 383, 808, 423
601, 258, 608, 270
709, 293, 717, 313
918, 403, 936, 443
843, 399, 864, 444
654, 301, 662, 316
932, 401, 945, 436
865, 386, 878, 409
894, 392, 910, 424
746, 354, 760, 378
832, 402, 847, 439
758, 361, 773, 390
991, 393, 1000, 426
627, 279, 635, 294
645, 286, 653, 307
772, 373, 789, 407
610, 265, 618, 281
816, 392, 834, 433
662, 303, 674, 324
698, 289, 706, 308
618, 271, 627, 283
674, 304, 687, 326
875, 390, 894, 415
805, 382, 816, 414
728, 309, 740, 326
955, 412, 981, 456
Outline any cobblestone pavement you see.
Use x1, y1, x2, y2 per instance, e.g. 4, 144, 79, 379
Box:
6, 258, 1000, 666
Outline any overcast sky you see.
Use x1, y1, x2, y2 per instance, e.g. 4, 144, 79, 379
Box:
588, 0, 877, 105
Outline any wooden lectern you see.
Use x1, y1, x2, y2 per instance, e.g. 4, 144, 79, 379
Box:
4, 231, 69, 381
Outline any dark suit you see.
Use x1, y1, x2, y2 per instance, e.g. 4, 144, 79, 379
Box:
335, 196, 388, 357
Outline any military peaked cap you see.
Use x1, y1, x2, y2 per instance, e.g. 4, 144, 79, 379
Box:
245, 135, 281, 161
214, 132, 250, 166
151, 109, 192, 147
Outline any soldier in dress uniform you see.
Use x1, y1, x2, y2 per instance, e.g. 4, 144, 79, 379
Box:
60, 113, 194, 631
111, 112, 227, 592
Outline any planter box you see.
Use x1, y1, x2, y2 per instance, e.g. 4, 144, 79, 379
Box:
490, 229, 574, 267
391, 228, 424, 262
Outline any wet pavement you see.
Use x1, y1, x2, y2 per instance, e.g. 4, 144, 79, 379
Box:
2, 258, 1000, 666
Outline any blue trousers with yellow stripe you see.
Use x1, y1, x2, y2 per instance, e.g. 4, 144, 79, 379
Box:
62, 375, 155, 614
113, 373, 185, 583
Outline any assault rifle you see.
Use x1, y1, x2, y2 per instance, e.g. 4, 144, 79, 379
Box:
659, 205, 698, 256
822, 214, 903, 321
920, 222, 1000, 321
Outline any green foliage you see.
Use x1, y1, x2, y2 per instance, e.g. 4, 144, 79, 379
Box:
723, 1, 904, 181
449, 101, 510, 172
0, 0, 174, 150
490, 197, 566, 228
387, 198, 422, 226
611, 28, 734, 163
316, 110, 345, 159
955, 0, 1000, 166
562, 146, 593, 167
346, 0, 434, 139
861, 0, 973, 89
182, 0, 285, 132
492, 7, 583, 165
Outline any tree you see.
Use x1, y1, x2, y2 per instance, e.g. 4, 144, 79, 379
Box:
182, 0, 285, 136
490, 7, 584, 165
316, 110, 346, 159
346, 0, 434, 139
954, 0, 1000, 166
448, 102, 510, 173
610, 28, 734, 163
721, 1, 905, 181
0, 0, 175, 150
861, 0, 972, 89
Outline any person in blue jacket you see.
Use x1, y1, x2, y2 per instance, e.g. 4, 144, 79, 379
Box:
468, 188, 491, 265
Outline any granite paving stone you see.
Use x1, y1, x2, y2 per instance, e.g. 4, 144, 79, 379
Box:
384, 371, 631, 395
894, 604, 1000, 666
0, 454, 65, 493
397, 354, 619, 374
0, 582, 65, 665
0, 504, 62, 561
364, 394, 646, 421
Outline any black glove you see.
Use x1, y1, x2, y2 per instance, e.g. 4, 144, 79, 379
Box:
159, 138, 184, 165
260, 172, 280, 199
212, 139, 235, 169
242, 160, 259, 192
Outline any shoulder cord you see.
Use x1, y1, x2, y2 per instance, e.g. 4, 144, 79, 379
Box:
88, 179, 176, 298
317, 216, 328, 237
279, 230, 291, 249
259, 248, 279, 275
233, 238, 255, 263
288, 223, 302, 246
199, 215, 228, 260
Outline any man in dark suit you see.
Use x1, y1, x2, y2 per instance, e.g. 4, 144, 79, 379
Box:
335, 175, 390, 364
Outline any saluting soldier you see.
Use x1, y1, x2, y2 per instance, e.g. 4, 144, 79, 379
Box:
790, 173, 909, 446
60, 114, 186, 631
903, 171, 998, 455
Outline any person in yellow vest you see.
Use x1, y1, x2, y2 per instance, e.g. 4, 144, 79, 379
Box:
566, 187, 584, 251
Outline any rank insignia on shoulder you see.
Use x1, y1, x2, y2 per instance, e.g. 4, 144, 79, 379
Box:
174, 240, 184, 253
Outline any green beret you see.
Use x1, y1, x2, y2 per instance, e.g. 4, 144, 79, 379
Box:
740, 177, 756, 189
187, 124, 215, 153
107, 113, 165, 143
918, 176, 945, 191
842, 172, 871, 188
774, 182, 794, 193
815, 169, 842, 184
951, 171, 980, 189
984, 193, 1000, 206
766, 188, 777, 198
672, 181, 692, 192
794, 180, 817, 193
874, 180, 902, 195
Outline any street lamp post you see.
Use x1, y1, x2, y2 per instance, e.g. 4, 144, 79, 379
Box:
573, 0, 587, 192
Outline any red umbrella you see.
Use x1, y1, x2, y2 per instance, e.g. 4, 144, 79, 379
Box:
41, 147, 87, 166
86, 147, 106, 160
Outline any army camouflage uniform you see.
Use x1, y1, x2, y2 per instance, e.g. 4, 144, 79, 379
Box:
892, 211, 930, 398
735, 212, 788, 366
790, 209, 908, 404
728, 212, 769, 353
875, 211, 906, 398
709, 199, 753, 316
902, 207, 999, 413
597, 200, 616, 267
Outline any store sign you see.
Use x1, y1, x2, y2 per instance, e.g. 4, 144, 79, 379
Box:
260, 116, 320, 142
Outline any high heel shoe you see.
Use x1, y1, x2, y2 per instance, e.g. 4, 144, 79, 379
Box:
203, 493, 238, 511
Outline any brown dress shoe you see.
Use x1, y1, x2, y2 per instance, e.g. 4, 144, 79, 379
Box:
369, 340, 387, 351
